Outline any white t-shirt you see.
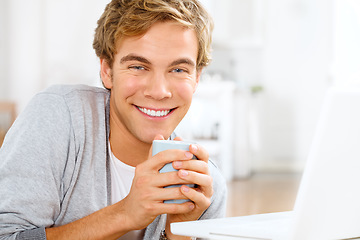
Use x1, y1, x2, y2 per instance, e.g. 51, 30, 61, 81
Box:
108, 143, 145, 239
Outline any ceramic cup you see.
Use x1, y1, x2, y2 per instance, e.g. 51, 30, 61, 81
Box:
152, 140, 197, 203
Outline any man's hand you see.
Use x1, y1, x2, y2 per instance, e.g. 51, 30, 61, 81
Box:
46, 135, 212, 240
164, 137, 214, 239
118, 135, 202, 231
46, 135, 206, 239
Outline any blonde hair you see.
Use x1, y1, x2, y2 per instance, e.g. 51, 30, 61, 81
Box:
93, 0, 213, 70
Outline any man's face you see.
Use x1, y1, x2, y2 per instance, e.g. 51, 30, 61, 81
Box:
101, 21, 201, 144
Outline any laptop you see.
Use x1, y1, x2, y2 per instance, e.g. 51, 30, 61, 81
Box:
171, 86, 360, 240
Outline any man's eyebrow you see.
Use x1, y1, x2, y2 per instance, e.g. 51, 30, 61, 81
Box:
120, 54, 196, 68
120, 54, 151, 64
169, 58, 196, 68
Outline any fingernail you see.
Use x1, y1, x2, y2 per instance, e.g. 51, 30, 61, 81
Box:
180, 169, 188, 177
173, 161, 182, 168
185, 151, 193, 159
189, 203, 195, 210
182, 185, 190, 192
191, 144, 198, 152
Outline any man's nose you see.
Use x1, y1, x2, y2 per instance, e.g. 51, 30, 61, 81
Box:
144, 73, 172, 100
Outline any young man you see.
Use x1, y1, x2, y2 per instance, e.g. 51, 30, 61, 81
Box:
0, 0, 227, 239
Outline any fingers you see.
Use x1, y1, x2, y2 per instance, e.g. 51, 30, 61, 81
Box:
177, 169, 213, 197
172, 158, 209, 174
147, 134, 165, 159
178, 170, 212, 187
138, 165, 212, 205
157, 185, 192, 202
180, 185, 212, 209
147, 171, 192, 187
144, 137, 212, 213
148, 136, 209, 172
125, 186, 194, 219
156, 200, 195, 215
136, 181, 195, 212
189, 143, 209, 163
142, 148, 194, 173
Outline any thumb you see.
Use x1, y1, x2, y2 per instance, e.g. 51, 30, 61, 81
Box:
154, 134, 165, 141
148, 134, 165, 158
173, 136, 183, 141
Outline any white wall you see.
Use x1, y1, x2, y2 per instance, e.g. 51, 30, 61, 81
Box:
203, 0, 334, 174
7, 0, 45, 112
42, 0, 107, 88
1, 0, 108, 113
333, 0, 360, 87
254, 0, 333, 172
0, 0, 9, 100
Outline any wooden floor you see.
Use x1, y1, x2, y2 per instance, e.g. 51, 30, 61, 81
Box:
226, 173, 302, 217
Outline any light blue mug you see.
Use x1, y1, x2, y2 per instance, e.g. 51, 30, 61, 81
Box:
152, 140, 197, 204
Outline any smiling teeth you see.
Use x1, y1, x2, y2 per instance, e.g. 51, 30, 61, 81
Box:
138, 107, 171, 117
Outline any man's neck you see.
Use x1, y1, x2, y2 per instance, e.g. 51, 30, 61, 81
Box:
108, 117, 151, 167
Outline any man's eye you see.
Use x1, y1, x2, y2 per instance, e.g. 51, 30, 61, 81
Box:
172, 68, 185, 73
129, 66, 145, 70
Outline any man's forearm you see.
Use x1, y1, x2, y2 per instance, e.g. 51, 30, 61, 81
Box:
45, 203, 130, 240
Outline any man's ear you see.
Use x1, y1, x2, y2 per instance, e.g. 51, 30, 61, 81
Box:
100, 59, 113, 89
193, 68, 202, 93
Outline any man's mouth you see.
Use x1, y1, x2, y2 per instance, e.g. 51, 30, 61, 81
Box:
137, 106, 173, 117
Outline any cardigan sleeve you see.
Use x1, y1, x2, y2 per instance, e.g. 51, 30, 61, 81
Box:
199, 159, 228, 220
0, 92, 74, 239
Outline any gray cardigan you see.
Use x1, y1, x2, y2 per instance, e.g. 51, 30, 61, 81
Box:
0, 85, 227, 240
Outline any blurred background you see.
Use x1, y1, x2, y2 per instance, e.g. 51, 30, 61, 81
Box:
1, 0, 360, 216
